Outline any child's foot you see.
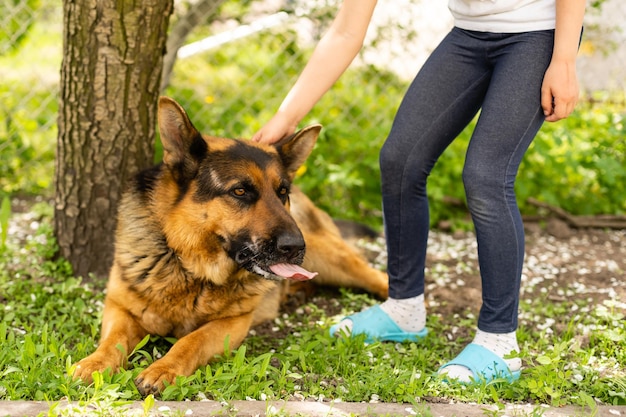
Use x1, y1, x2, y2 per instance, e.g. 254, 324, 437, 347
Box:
330, 295, 427, 343
439, 329, 521, 383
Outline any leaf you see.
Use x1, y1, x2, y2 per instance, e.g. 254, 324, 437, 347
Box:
142, 394, 155, 415
1, 366, 21, 378
536, 355, 553, 365
132, 334, 151, 354
578, 391, 597, 409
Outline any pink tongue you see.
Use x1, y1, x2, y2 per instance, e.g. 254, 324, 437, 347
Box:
269, 263, 318, 281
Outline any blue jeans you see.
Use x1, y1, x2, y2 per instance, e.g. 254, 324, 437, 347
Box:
379, 27, 555, 333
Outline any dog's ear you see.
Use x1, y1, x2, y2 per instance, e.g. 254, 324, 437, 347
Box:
274, 124, 321, 179
158, 96, 207, 179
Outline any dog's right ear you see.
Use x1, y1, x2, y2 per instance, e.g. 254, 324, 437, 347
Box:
158, 96, 207, 179
274, 124, 321, 180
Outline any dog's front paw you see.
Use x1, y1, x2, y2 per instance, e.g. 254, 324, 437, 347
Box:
135, 362, 179, 396
73, 353, 120, 383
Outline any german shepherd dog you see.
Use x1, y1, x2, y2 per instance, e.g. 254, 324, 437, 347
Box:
73, 97, 388, 395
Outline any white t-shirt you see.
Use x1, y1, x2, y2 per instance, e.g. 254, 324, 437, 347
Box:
448, 0, 556, 33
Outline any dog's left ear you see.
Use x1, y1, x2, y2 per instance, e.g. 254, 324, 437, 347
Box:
274, 124, 321, 179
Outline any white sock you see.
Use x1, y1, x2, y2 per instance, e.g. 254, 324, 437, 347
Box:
440, 329, 521, 382
335, 294, 426, 334
380, 294, 427, 332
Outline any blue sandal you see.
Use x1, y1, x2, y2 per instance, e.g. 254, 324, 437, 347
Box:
438, 343, 521, 383
329, 305, 428, 343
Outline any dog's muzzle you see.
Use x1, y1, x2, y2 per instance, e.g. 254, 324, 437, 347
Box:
229, 234, 317, 281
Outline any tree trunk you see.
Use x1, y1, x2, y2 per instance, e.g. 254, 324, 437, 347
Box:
55, 0, 174, 279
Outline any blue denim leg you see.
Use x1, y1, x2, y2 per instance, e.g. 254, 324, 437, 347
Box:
379, 28, 554, 332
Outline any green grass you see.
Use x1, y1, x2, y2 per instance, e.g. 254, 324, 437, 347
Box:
1, 203, 624, 414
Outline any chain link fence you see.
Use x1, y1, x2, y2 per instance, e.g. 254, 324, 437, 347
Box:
1, 0, 625, 197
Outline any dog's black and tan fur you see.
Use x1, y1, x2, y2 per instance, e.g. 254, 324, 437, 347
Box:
73, 97, 388, 395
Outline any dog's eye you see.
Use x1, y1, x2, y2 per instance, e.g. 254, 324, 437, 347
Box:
277, 186, 289, 203
229, 183, 258, 202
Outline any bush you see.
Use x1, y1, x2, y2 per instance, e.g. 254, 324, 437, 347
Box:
520, 97, 626, 216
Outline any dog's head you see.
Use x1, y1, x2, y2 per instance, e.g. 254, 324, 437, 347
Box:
155, 96, 320, 283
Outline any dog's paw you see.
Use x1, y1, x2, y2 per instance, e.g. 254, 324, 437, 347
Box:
135, 363, 179, 396
73, 354, 119, 383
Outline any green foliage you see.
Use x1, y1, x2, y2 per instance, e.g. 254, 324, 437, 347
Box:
0, 10, 59, 196
520, 98, 626, 215
0, 0, 40, 54
165, 30, 305, 136
0, 85, 57, 195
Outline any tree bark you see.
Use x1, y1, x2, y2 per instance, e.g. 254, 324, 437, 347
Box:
55, 0, 174, 279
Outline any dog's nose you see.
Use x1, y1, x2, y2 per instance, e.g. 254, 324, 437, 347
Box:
276, 232, 305, 259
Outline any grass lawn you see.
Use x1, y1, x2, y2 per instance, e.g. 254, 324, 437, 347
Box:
1, 199, 624, 417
